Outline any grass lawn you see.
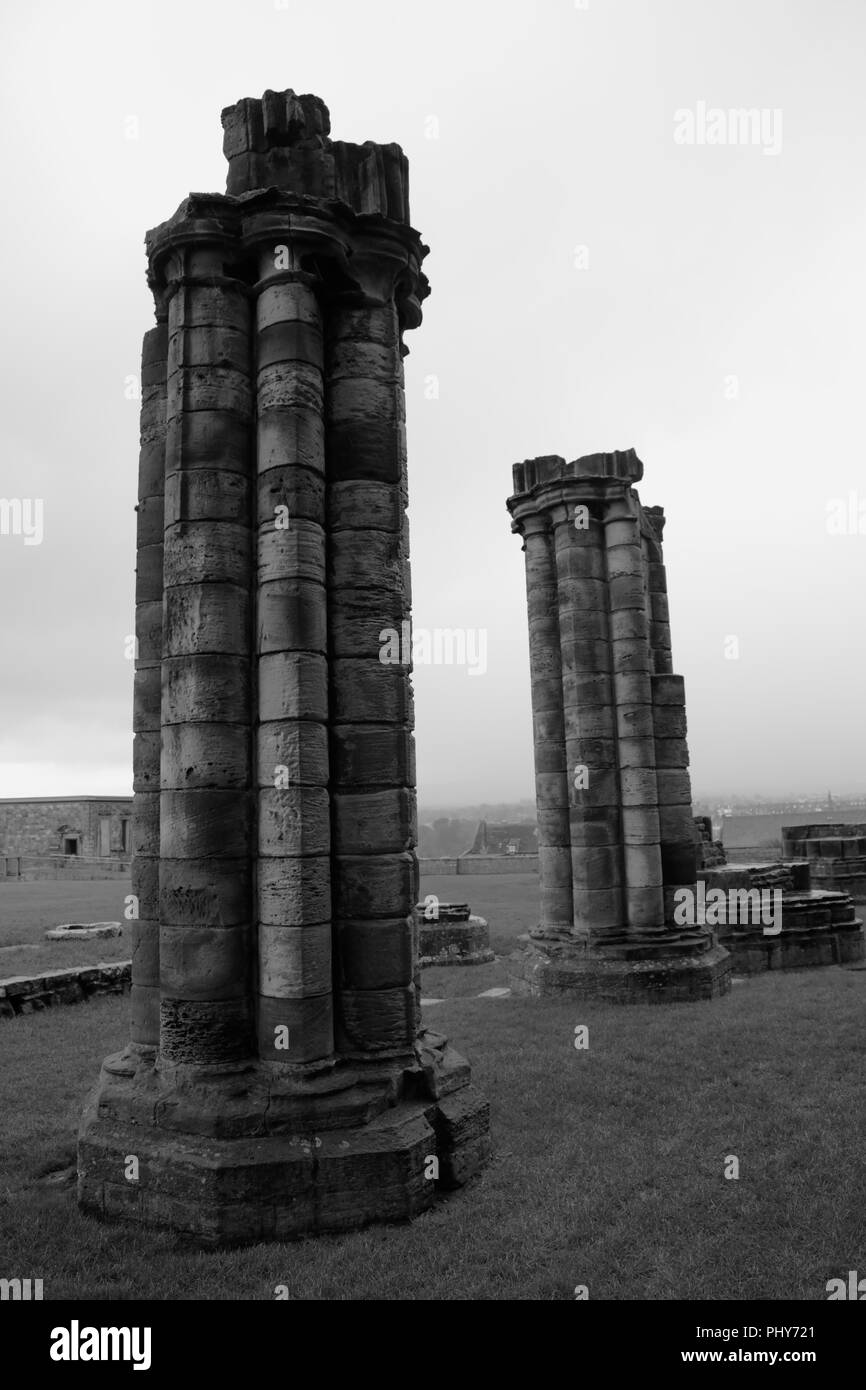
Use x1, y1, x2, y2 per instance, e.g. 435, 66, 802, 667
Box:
0, 879, 132, 977
1, 873, 864, 1300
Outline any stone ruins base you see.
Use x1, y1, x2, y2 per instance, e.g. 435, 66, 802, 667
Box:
417, 903, 494, 967
508, 930, 731, 1002
78, 1032, 490, 1247
45, 921, 122, 941
716, 891, 865, 974
782, 823, 866, 899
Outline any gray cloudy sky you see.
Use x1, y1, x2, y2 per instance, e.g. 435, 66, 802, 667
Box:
1, 0, 864, 805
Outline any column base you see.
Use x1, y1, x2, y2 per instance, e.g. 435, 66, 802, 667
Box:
418, 911, 494, 967
77, 1031, 490, 1246
508, 930, 732, 1002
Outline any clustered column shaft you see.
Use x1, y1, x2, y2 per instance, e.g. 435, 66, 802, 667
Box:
554, 502, 625, 941
158, 248, 255, 1065
254, 253, 333, 1066
127, 211, 428, 1072
604, 492, 665, 934
130, 323, 167, 1049
327, 299, 418, 1055
643, 513, 697, 916
508, 451, 697, 948
522, 515, 573, 932
80, 87, 491, 1246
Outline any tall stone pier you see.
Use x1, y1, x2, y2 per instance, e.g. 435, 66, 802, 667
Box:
508, 451, 731, 1001
78, 89, 489, 1244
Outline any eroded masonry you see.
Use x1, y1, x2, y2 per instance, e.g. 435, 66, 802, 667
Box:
78, 89, 489, 1244
507, 450, 731, 1001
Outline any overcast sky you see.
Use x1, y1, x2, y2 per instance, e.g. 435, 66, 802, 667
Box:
1, 0, 864, 806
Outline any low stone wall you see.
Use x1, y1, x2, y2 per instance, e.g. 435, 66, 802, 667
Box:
808, 861, 866, 899
698, 862, 811, 893
721, 846, 783, 864
0, 855, 131, 881
420, 854, 538, 875
0, 961, 131, 1017
420, 850, 784, 876
718, 893, 864, 974
778, 825, 866, 898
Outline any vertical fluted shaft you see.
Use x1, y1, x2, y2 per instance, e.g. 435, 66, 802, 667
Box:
522, 515, 573, 932
645, 521, 674, 677
126, 99, 431, 1075
604, 491, 665, 934
653, 673, 696, 919
254, 253, 333, 1065
553, 506, 625, 940
644, 515, 696, 919
131, 323, 167, 1049
158, 246, 255, 1065
326, 298, 417, 1056
509, 451, 705, 949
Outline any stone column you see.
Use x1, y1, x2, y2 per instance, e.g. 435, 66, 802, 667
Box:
644, 508, 674, 676
254, 250, 333, 1067
603, 490, 665, 935
507, 449, 730, 1002
159, 241, 255, 1065
553, 503, 625, 943
643, 508, 698, 916
520, 514, 573, 934
326, 295, 418, 1056
78, 88, 489, 1245
130, 323, 167, 1050
653, 675, 697, 920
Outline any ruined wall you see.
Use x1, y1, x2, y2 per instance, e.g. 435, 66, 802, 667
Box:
781, 824, 866, 898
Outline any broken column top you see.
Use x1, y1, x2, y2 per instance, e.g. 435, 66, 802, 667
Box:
510, 449, 644, 497
220, 87, 411, 222
507, 449, 668, 547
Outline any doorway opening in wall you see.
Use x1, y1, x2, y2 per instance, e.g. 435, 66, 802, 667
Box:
63, 838, 79, 856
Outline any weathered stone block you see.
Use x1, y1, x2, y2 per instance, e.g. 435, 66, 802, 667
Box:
259, 923, 332, 996
332, 853, 416, 919
160, 857, 252, 927
337, 917, 415, 989
160, 926, 250, 1001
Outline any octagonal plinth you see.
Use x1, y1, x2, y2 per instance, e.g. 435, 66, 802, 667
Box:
509, 930, 731, 1002
78, 1034, 490, 1246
